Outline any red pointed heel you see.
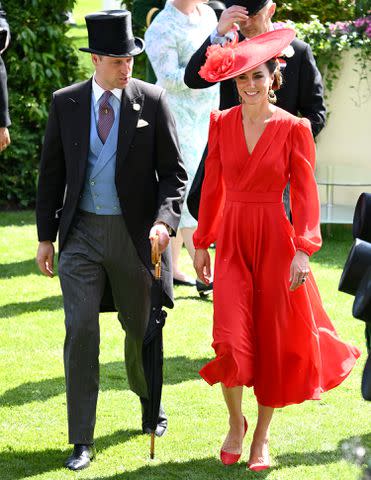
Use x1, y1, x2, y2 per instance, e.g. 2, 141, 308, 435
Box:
220, 416, 248, 465
247, 439, 270, 472
247, 462, 270, 472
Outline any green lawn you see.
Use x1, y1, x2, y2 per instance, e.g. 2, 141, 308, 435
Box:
0, 211, 370, 480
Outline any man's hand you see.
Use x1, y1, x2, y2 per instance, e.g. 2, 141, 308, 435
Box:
217, 6, 249, 36
0, 127, 10, 152
289, 250, 310, 291
36, 241, 55, 277
193, 249, 211, 285
149, 223, 170, 254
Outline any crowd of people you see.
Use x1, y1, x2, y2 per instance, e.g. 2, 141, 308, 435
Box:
0, 0, 364, 474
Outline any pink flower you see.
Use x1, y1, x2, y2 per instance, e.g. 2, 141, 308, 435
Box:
273, 21, 288, 30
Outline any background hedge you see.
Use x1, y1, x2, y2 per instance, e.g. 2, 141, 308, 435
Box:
0, 0, 80, 208
275, 0, 356, 23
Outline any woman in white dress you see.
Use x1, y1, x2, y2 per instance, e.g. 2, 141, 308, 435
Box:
145, 0, 219, 290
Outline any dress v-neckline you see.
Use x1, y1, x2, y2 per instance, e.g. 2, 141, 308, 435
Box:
240, 106, 277, 157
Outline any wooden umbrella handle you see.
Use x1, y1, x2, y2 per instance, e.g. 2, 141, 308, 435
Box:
151, 235, 161, 280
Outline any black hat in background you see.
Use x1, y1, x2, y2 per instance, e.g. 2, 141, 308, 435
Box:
80, 10, 144, 57
224, 0, 269, 14
208, 0, 226, 19
338, 239, 371, 296
353, 192, 371, 243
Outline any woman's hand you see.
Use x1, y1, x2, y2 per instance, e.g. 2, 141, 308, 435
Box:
194, 249, 211, 285
289, 250, 310, 291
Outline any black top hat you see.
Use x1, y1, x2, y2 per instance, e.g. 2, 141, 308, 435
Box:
353, 192, 371, 243
339, 238, 371, 296
208, 0, 226, 19
80, 10, 144, 57
353, 266, 371, 322
224, 0, 269, 14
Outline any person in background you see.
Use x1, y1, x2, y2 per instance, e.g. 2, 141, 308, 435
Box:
185, 0, 326, 220
132, 0, 165, 83
0, 2, 11, 152
133, 0, 226, 83
145, 0, 219, 295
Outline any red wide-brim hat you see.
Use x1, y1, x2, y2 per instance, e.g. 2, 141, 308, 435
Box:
199, 28, 296, 83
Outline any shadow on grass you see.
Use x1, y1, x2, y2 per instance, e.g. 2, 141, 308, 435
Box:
276, 433, 371, 469
0, 356, 210, 407
0, 428, 141, 480
0, 258, 38, 279
0, 431, 368, 480
175, 294, 213, 302
0, 295, 63, 318
80, 434, 370, 480
77, 435, 370, 480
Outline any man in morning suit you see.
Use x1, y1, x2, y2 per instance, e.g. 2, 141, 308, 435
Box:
184, 0, 326, 219
36, 10, 187, 471
0, 2, 11, 152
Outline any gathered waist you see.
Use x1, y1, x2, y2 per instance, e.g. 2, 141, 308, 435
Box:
226, 191, 283, 204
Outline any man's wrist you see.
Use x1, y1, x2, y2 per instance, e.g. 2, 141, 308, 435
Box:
210, 27, 227, 45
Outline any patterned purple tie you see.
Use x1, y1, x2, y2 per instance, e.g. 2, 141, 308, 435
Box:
97, 91, 114, 144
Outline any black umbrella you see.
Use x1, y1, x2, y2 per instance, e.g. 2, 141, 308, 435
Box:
142, 236, 167, 459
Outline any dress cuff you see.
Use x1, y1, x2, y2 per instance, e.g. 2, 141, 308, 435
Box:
294, 237, 315, 257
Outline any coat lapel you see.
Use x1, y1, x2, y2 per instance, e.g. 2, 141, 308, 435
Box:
66, 79, 92, 186
116, 79, 144, 174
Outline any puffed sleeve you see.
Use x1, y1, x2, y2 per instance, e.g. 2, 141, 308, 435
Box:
289, 118, 322, 256
193, 110, 225, 249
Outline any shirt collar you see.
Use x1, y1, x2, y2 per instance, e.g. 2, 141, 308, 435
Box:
92, 74, 123, 104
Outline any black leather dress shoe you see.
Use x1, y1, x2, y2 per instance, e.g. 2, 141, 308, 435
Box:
140, 398, 168, 437
64, 444, 96, 471
196, 279, 213, 297
173, 277, 196, 287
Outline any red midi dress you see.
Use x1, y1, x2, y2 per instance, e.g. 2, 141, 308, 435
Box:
193, 106, 360, 408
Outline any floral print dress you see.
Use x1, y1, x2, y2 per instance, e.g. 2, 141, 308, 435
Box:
145, 1, 220, 228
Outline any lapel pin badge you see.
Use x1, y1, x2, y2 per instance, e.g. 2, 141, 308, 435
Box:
133, 103, 141, 111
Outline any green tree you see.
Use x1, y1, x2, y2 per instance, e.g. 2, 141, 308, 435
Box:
275, 0, 356, 23
0, 0, 81, 208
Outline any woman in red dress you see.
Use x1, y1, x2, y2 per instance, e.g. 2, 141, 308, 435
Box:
193, 29, 360, 472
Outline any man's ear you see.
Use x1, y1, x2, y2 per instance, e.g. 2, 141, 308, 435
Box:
268, 2, 276, 19
91, 54, 100, 66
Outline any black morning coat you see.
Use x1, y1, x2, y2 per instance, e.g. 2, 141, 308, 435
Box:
184, 32, 327, 218
0, 2, 10, 128
36, 78, 188, 310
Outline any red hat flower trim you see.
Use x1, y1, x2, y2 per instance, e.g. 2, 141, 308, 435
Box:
199, 34, 238, 82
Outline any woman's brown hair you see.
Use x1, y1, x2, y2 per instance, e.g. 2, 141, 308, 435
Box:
266, 58, 282, 104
